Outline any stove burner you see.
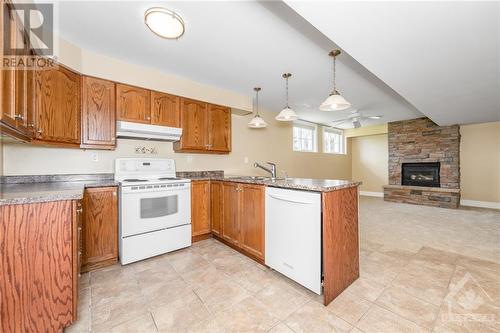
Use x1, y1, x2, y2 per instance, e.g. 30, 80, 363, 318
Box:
122, 179, 148, 182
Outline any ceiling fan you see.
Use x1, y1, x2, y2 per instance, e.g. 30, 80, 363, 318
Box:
330, 110, 382, 128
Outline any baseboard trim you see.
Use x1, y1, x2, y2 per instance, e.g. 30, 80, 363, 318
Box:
360, 191, 384, 198
460, 200, 500, 210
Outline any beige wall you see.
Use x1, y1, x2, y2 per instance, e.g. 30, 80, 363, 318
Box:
350, 134, 388, 192
3, 110, 352, 179
460, 122, 500, 203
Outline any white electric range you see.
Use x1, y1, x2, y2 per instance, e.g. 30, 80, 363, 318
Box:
115, 158, 191, 264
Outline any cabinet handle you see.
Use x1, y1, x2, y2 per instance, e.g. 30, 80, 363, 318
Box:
146, 116, 151, 120
14, 114, 24, 121
27, 123, 35, 128
76, 208, 83, 214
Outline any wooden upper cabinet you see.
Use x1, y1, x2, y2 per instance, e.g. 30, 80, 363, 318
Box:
81, 76, 116, 149
35, 65, 81, 144
222, 182, 240, 246
116, 83, 150, 123
210, 181, 223, 237
207, 104, 231, 152
175, 98, 208, 150
82, 187, 118, 272
191, 180, 211, 238
239, 184, 265, 260
151, 91, 180, 127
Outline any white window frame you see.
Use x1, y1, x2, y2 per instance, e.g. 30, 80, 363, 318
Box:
323, 127, 346, 154
292, 121, 317, 152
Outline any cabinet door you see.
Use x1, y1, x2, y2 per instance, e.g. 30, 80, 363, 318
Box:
116, 83, 150, 123
81, 76, 116, 148
35, 66, 81, 144
239, 184, 265, 260
191, 180, 211, 237
0, 5, 18, 129
151, 91, 180, 127
210, 181, 223, 237
222, 182, 240, 246
177, 98, 207, 150
207, 104, 231, 152
0, 201, 76, 332
82, 187, 118, 272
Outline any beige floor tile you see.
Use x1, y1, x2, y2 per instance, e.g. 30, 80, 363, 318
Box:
79, 273, 90, 290
344, 277, 386, 302
254, 281, 310, 320
267, 322, 295, 333
375, 286, 440, 328
326, 291, 372, 325
94, 312, 157, 333
142, 277, 192, 309
65, 305, 90, 333
91, 296, 149, 332
181, 263, 230, 289
194, 278, 251, 314
130, 254, 171, 273
90, 264, 136, 286
168, 251, 211, 274
215, 297, 279, 333
187, 317, 227, 333
212, 254, 253, 275
230, 264, 279, 294
284, 301, 353, 333
356, 304, 429, 333
151, 290, 210, 333
360, 254, 400, 286
434, 301, 500, 333
91, 280, 143, 308
413, 247, 460, 265
135, 263, 180, 286
360, 240, 384, 252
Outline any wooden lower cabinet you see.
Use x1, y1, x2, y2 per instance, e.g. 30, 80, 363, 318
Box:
239, 184, 265, 260
81, 187, 118, 272
219, 182, 265, 261
222, 182, 240, 246
210, 181, 223, 237
191, 180, 211, 240
0, 200, 79, 332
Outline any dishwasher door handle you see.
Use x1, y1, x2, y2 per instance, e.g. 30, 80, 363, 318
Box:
268, 194, 313, 205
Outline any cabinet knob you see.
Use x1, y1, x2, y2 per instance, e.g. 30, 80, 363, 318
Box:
27, 123, 35, 128
146, 116, 151, 120
76, 208, 83, 213
14, 114, 24, 121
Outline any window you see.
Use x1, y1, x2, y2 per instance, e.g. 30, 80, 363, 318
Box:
323, 127, 345, 154
293, 122, 317, 152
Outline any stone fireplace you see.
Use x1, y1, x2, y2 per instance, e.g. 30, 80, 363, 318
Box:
383, 117, 460, 208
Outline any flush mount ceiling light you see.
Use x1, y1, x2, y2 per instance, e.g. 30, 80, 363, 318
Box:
248, 87, 267, 129
144, 7, 185, 40
276, 73, 299, 121
320, 49, 351, 111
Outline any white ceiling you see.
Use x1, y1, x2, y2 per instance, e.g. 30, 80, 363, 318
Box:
285, 1, 500, 126
56, 1, 423, 129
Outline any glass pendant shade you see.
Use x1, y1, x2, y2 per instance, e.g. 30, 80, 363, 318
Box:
248, 115, 267, 128
248, 86, 267, 128
276, 107, 299, 121
319, 91, 351, 111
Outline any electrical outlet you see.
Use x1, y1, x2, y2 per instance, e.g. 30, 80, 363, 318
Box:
91, 152, 99, 162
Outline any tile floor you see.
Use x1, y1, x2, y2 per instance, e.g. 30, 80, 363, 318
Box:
66, 197, 500, 333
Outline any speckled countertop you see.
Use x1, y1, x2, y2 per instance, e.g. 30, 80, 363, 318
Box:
221, 177, 361, 192
0, 174, 118, 206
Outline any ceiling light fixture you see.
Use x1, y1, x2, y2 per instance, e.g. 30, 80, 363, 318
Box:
276, 73, 298, 121
320, 49, 351, 111
248, 87, 267, 128
144, 7, 185, 40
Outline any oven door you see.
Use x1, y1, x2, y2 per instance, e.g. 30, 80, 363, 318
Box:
120, 183, 191, 237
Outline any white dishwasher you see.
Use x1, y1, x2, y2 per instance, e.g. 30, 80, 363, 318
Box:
265, 187, 322, 295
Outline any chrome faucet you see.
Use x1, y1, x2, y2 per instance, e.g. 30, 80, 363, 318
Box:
254, 162, 277, 179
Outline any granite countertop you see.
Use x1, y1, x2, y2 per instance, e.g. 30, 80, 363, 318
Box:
221, 176, 361, 192
0, 175, 118, 206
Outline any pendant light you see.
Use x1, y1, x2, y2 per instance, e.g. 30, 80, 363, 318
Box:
320, 50, 351, 111
248, 87, 267, 128
276, 73, 299, 121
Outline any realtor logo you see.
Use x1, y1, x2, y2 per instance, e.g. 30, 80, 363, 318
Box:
3, 2, 53, 56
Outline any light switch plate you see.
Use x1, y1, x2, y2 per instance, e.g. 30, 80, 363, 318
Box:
91, 152, 99, 162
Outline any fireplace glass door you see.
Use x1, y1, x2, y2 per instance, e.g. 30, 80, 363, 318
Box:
401, 162, 440, 187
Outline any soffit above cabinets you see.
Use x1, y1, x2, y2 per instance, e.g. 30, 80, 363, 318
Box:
285, 1, 500, 126
56, 1, 422, 129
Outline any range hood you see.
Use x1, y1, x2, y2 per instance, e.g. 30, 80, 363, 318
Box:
116, 121, 182, 142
